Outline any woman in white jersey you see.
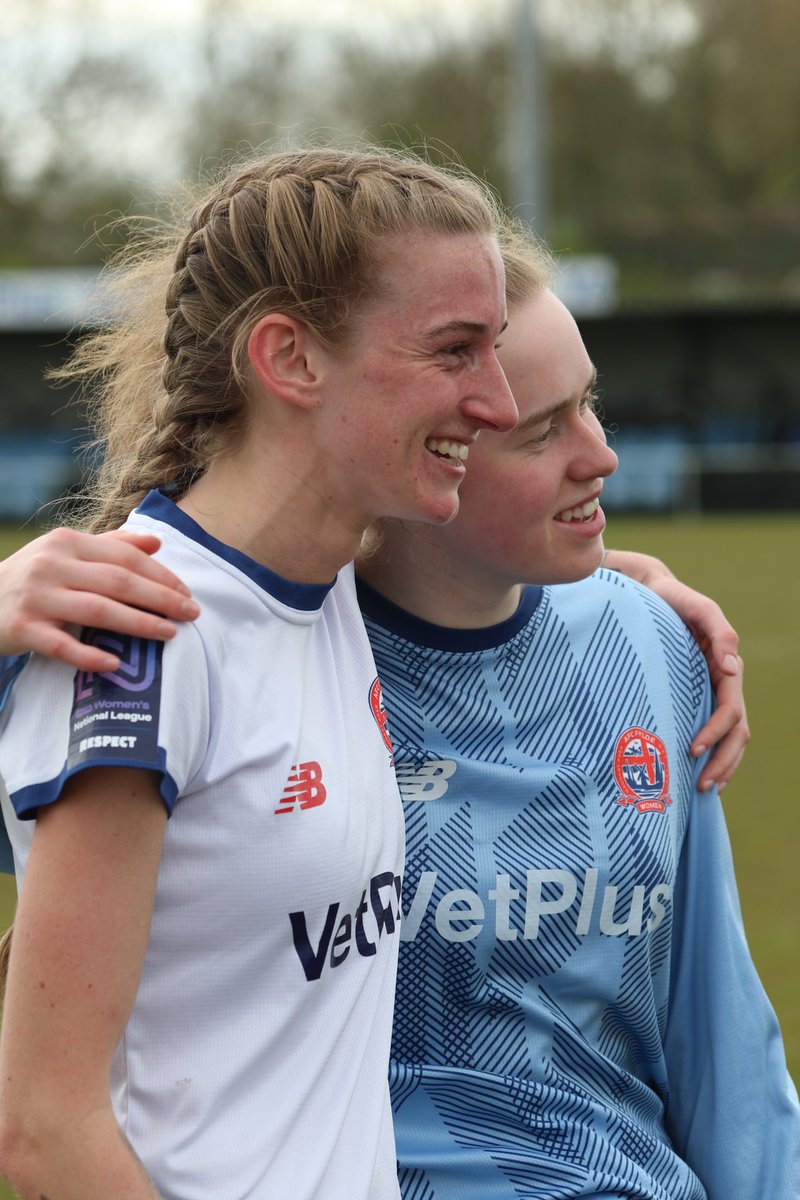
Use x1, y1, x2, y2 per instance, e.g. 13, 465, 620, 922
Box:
0, 146, 523, 1200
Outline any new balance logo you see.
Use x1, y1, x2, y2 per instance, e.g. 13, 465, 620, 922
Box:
275, 761, 327, 814
395, 758, 457, 801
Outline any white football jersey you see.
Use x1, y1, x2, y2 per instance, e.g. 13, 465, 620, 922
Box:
0, 489, 404, 1200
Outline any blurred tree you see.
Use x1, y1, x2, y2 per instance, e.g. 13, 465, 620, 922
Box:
545, 0, 800, 297
0, 21, 171, 264
178, 0, 317, 178
0, 0, 322, 264
333, 32, 511, 192
0, 0, 798, 299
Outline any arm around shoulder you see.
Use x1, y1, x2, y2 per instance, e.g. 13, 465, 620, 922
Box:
0, 527, 198, 670
604, 547, 749, 792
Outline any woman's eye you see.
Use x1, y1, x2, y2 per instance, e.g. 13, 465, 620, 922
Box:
527, 425, 556, 447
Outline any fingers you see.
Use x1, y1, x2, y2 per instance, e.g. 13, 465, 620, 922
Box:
685, 602, 740, 678
696, 734, 748, 795
5, 594, 189, 671
647, 578, 743, 677
40, 560, 201, 627
92, 530, 196, 599
19, 527, 198, 622
15, 623, 127, 673
705, 628, 741, 678
43, 588, 189, 643
687, 607, 746, 789
9, 595, 191, 669
0, 527, 199, 662
649, 576, 750, 795
691, 671, 751, 794
22, 527, 194, 605
100, 530, 164, 556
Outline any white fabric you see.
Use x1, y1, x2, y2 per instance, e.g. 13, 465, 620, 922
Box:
0, 491, 404, 1200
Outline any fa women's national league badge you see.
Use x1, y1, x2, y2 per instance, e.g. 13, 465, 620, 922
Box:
613, 726, 672, 814
68, 630, 163, 769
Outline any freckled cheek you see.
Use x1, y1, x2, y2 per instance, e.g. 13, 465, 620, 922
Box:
358, 360, 410, 390
353, 373, 423, 440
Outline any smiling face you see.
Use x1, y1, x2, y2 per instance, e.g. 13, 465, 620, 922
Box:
422, 286, 619, 596
314, 230, 518, 529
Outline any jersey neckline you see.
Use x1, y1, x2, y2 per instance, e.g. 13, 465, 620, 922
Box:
355, 577, 543, 651
137, 489, 337, 612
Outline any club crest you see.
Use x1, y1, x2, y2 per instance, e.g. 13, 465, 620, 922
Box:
369, 676, 394, 762
614, 726, 672, 814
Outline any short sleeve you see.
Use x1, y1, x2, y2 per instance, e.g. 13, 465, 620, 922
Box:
0, 623, 210, 823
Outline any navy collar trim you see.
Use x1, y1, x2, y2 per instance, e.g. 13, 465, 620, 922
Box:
137, 489, 336, 611
356, 577, 543, 651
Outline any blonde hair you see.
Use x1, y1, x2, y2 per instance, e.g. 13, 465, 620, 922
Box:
0, 925, 11, 1006
499, 219, 557, 307
57, 146, 506, 533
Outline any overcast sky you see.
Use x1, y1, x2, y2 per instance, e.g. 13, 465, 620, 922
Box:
3, 0, 512, 32
1, 0, 515, 187
1, 0, 697, 193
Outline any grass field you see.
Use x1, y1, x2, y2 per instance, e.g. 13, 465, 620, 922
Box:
0, 514, 797, 1197
608, 513, 800, 1088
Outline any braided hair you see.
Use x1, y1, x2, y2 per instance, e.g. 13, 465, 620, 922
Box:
55, 146, 504, 533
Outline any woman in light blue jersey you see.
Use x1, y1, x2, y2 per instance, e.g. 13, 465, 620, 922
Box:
355, 238, 799, 1198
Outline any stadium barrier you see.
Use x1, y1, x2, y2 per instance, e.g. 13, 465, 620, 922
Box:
602, 437, 800, 513
1, 436, 799, 522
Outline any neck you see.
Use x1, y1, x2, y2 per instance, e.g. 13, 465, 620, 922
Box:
178, 449, 366, 585
356, 522, 523, 629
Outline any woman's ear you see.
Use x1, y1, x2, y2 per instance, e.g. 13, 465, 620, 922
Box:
247, 314, 323, 409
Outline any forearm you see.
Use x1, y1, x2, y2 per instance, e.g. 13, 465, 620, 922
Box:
0, 770, 169, 1200
0, 1110, 163, 1200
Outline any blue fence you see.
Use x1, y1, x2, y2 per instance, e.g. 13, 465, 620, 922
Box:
0, 435, 83, 522
2, 429, 799, 523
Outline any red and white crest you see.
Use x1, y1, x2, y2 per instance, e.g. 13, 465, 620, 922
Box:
614, 726, 672, 814
369, 676, 394, 762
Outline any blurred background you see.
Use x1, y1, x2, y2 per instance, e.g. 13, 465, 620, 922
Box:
3, 0, 800, 518
0, 0, 797, 1150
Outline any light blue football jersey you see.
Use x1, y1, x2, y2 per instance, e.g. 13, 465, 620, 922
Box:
359, 570, 800, 1200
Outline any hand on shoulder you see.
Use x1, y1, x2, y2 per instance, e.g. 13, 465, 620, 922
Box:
604, 548, 749, 793
0, 527, 199, 671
